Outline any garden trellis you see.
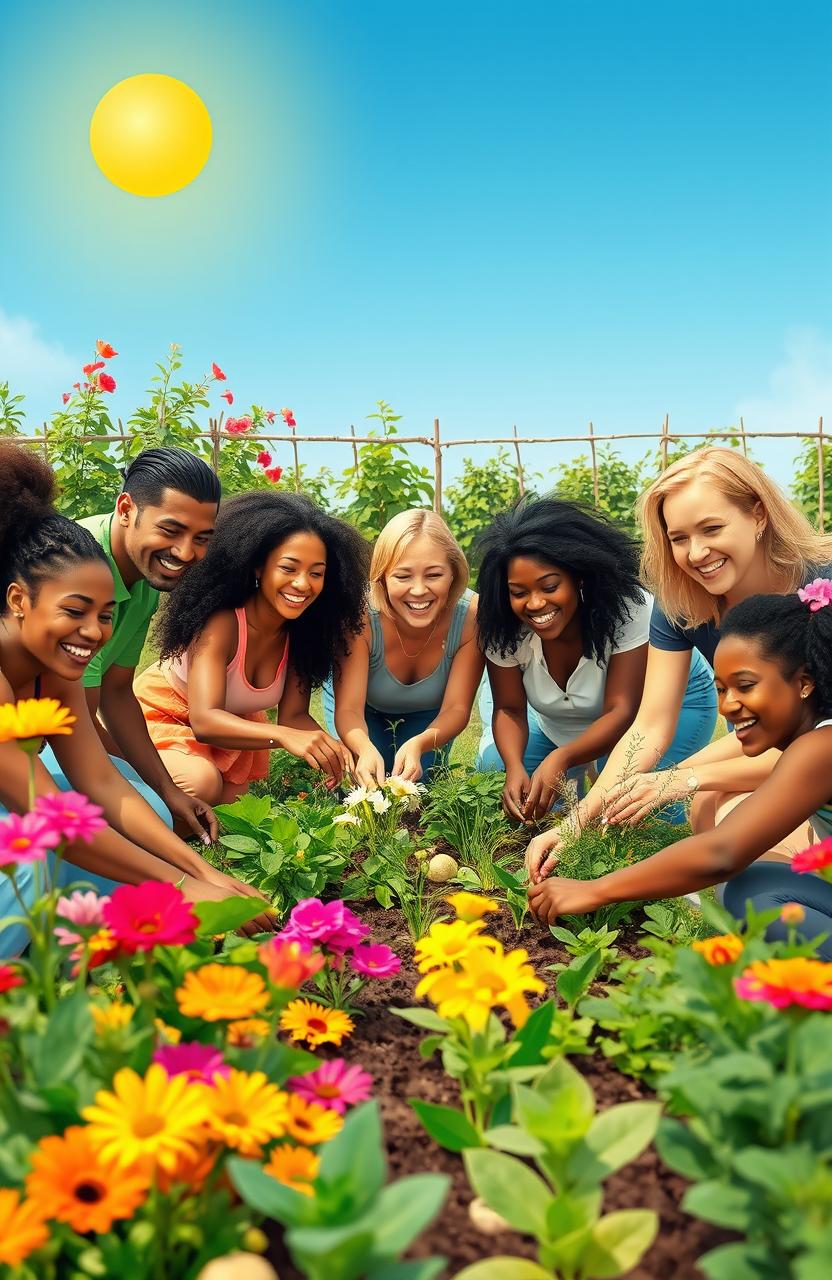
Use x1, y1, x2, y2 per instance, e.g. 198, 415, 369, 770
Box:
15, 411, 829, 528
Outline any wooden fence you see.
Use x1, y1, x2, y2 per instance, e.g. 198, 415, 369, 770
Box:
18, 412, 828, 529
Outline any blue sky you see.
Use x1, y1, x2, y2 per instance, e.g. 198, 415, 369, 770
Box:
1, 0, 830, 487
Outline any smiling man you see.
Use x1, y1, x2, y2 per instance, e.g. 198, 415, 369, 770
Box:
76, 447, 222, 840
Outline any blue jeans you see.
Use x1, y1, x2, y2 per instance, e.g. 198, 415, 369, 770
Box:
720, 862, 832, 959
322, 680, 452, 777
476, 649, 717, 819
0, 749, 172, 959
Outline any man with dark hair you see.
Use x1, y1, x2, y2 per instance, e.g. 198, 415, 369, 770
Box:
72, 447, 222, 840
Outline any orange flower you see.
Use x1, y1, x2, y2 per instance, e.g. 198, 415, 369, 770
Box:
258, 938, 324, 988
264, 1144, 320, 1196
279, 999, 354, 1047
0, 1188, 49, 1267
156, 1140, 218, 1194
284, 1093, 343, 1145
176, 964, 270, 1021
96, 340, 118, 358
227, 1018, 271, 1046
26, 1126, 148, 1234
692, 933, 744, 966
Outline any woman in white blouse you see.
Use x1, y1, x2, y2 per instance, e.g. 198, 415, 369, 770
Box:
475, 497, 717, 821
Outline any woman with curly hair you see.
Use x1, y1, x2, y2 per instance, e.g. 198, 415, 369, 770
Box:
475, 496, 717, 821
135, 490, 369, 803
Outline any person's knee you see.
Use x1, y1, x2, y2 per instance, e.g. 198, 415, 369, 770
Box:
166, 756, 223, 806
476, 741, 504, 772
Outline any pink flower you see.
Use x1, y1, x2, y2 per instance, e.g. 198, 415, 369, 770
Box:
350, 942, 401, 978
62, 392, 70, 405
285, 899, 345, 942
34, 792, 106, 846
325, 906, 370, 954
96, 372, 116, 394
288, 1059, 373, 1114
103, 881, 199, 953
734, 957, 832, 1010
281, 408, 297, 429
0, 812, 53, 867
792, 838, 832, 876
225, 416, 252, 436
154, 1041, 229, 1084
221, 390, 234, 404
264, 466, 283, 483
55, 890, 110, 948
212, 362, 226, 380
797, 578, 832, 612
256, 451, 272, 468
264, 410, 276, 424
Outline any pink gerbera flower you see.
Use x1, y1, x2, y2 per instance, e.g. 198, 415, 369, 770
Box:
0, 812, 53, 867
103, 882, 199, 953
791, 838, 832, 878
734, 957, 832, 1010
350, 942, 401, 978
285, 899, 345, 943
288, 1059, 373, 1114
34, 792, 106, 847
55, 890, 110, 948
153, 1041, 229, 1084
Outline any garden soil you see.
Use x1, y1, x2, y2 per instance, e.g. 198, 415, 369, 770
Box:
268, 901, 726, 1280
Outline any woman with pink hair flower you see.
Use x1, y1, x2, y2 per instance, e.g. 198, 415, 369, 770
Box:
529, 584, 832, 956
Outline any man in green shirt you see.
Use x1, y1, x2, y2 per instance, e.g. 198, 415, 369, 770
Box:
77, 447, 222, 841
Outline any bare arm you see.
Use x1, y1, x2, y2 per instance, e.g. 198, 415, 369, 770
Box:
332, 615, 384, 787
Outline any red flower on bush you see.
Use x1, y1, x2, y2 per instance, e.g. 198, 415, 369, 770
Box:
265, 466, 283, 483
212, 362, 226, 380
103, 882, 198, 952
83, 361, 105, 376
281, 408, 296, 428
264, 410, 276, 424
256, 451, 272, 467
221, 391, 234, 405
62, 392, 70, 404
0, 964, 24, 994
225, 416, 252, 436
792, 838, 832, 876
96, 373, 116, 394
96, 340, 118, 359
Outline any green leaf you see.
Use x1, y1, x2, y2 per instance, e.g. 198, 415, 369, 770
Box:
510, 999, 555, 1066
389, 1006, 451, 1032
193, 896, 269, 936
568, 1102, 661, 1187
365, 1173, 450, 1257
483, 1124, 545, 1156
218, 834, 261, 854
454, 1261, 551, 1280
410, 1100, 481, 1152
654, 1117, 716, 1181
228, 1156, 315, 1226
731, 1144, 816, 1194
368, 1262, 446, 1280
556, 948, 603, 1007
682, 1180, 755, 1230
697, 1242, 781, 1280
463, 1149, 552, 1236
319, 1101, 386, 1207
31, 987, 92, 1086
288, 1226, 375, 1280
580, 1209, 658, 1278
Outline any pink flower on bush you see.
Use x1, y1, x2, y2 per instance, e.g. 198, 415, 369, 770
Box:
55, 890, 110, 948
96, 372, 116, 394
62, 392, 70, 405
225, 416, 252, 435
350, 942, 401, 978
0, 813, 53, 867
281, 899, 369, 956
281, 408, 296, 428
288, 1059, 373, 1114
221, 390, 234, 404
103, 881, 198, 952
797, 578, 832, 611
212, 362, 226, 380
265, 466, 283, 483
256, 451, 272, 468
264, 410, 276, 424
792, 838, 832, 879
154, 1041, 229, 1084
35, 792, 106, 846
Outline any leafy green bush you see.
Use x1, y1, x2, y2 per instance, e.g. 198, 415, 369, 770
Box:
422, 769, 520, 891
444, 449, 528, 566
336, 401, 434, 538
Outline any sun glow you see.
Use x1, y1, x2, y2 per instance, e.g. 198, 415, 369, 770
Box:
90, 74, 212, 198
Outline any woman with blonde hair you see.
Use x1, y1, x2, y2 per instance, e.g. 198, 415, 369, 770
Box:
526, 446, 832, 883
325, 509, 483, 786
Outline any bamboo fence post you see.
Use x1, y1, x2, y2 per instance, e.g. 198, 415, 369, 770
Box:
738, 415, 748, 457
290, 425, 301, 493
588, 420, 599, 506
41, 420, 49, 463
210, 416, 220, 474
349, 423, 360, 473
512, 423, 525, 497
433, 417, 442, 514
660, 414, 670, 470
818, 416, 826, 532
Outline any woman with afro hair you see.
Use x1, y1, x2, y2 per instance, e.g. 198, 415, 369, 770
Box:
135, 490, 369, 803
475, 496, 717, 821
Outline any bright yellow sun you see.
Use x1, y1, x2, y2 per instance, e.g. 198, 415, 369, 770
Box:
90, 74, 212, 198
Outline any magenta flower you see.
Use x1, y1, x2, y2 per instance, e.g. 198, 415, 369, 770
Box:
55, 890, 110, 948
288, 1059, 373, 1114
103, 881, 199, 953
0, 812, 53, 868
154, 1041, 229, 1084
791, 837, 832, 878
34, 791, 106, 846
350, 942, 401, 978
797, 577, 832, 612
285, 898, 345, 941
326, 905, 370, 954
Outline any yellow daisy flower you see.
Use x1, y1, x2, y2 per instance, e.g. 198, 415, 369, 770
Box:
91, 1002, 134, 1034
81, 1063, 210, 1174
204, 1069, 289, 1156
155, 1019, 182, 1044
264, 1144, 320, 1196
284, 1093, 344, 1145
413, 919, 497, 973
417, 941, 545, 1031
176, 964, 270, 1021
0, 1188, 49, 1267
25, 1126, 149, 1235
279, 999, 354, 1048
0, 697, 76, 746
445, 892, 500, 922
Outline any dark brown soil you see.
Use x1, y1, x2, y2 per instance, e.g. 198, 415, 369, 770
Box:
269, 900, 724, 1278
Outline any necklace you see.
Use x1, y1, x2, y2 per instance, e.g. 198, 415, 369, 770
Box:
393, 614, 441, 658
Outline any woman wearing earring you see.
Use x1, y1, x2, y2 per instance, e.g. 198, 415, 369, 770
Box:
525, 447, 832, 882
325, 509, 483, 786
475, 497, 717, 820
135, 491, 368, 804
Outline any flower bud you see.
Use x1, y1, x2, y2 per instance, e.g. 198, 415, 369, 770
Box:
780, 902, 805, 926
242, 1227, 269, 1254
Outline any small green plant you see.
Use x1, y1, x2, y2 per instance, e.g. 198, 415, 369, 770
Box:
549, 922, 620, 970
264, 747, 329, 800
337, 400, 434, 538
345, 831, 447, 940
0, 381, 26, 435
444, 449, 533, 567
456, 1057, 660, 1280
423, 769, 518, 891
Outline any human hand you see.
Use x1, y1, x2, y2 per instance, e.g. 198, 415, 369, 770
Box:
523, 751, 570, 821
502, 767, 531, 822
527, 874, 605, 926
275, 727, 354, 790
163, 784, 219, 844
524, 825, 565, 883
391, 738, 424, 782
601, 770, 686, 826
185, 864, 278, 936
353, 745, 387, 789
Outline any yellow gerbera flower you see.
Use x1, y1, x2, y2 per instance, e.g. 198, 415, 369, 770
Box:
445, 892, 500, 922
413, 919, 497, 973
264, 1143, 320, 1196
91, 1002, 134, 1034
417, 941, 545, 1031
155, 1019, 182, 1044
284, 1092, 344, 1145
0, 697, 76, 746
176, 963, 270, 1021
204, 1069, 289, 1156
279, 999, 354, 1047
227, 1017, 271, 1046
81, 1063, 210, 1174
25, 1126, 149, 1235
0, 1188, 50, 1267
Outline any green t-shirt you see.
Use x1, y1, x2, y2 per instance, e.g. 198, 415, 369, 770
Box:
78, 513, 160, 689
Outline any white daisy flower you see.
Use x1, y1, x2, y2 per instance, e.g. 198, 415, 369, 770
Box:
343, 785, 368, 808
333, 812, 360, 826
